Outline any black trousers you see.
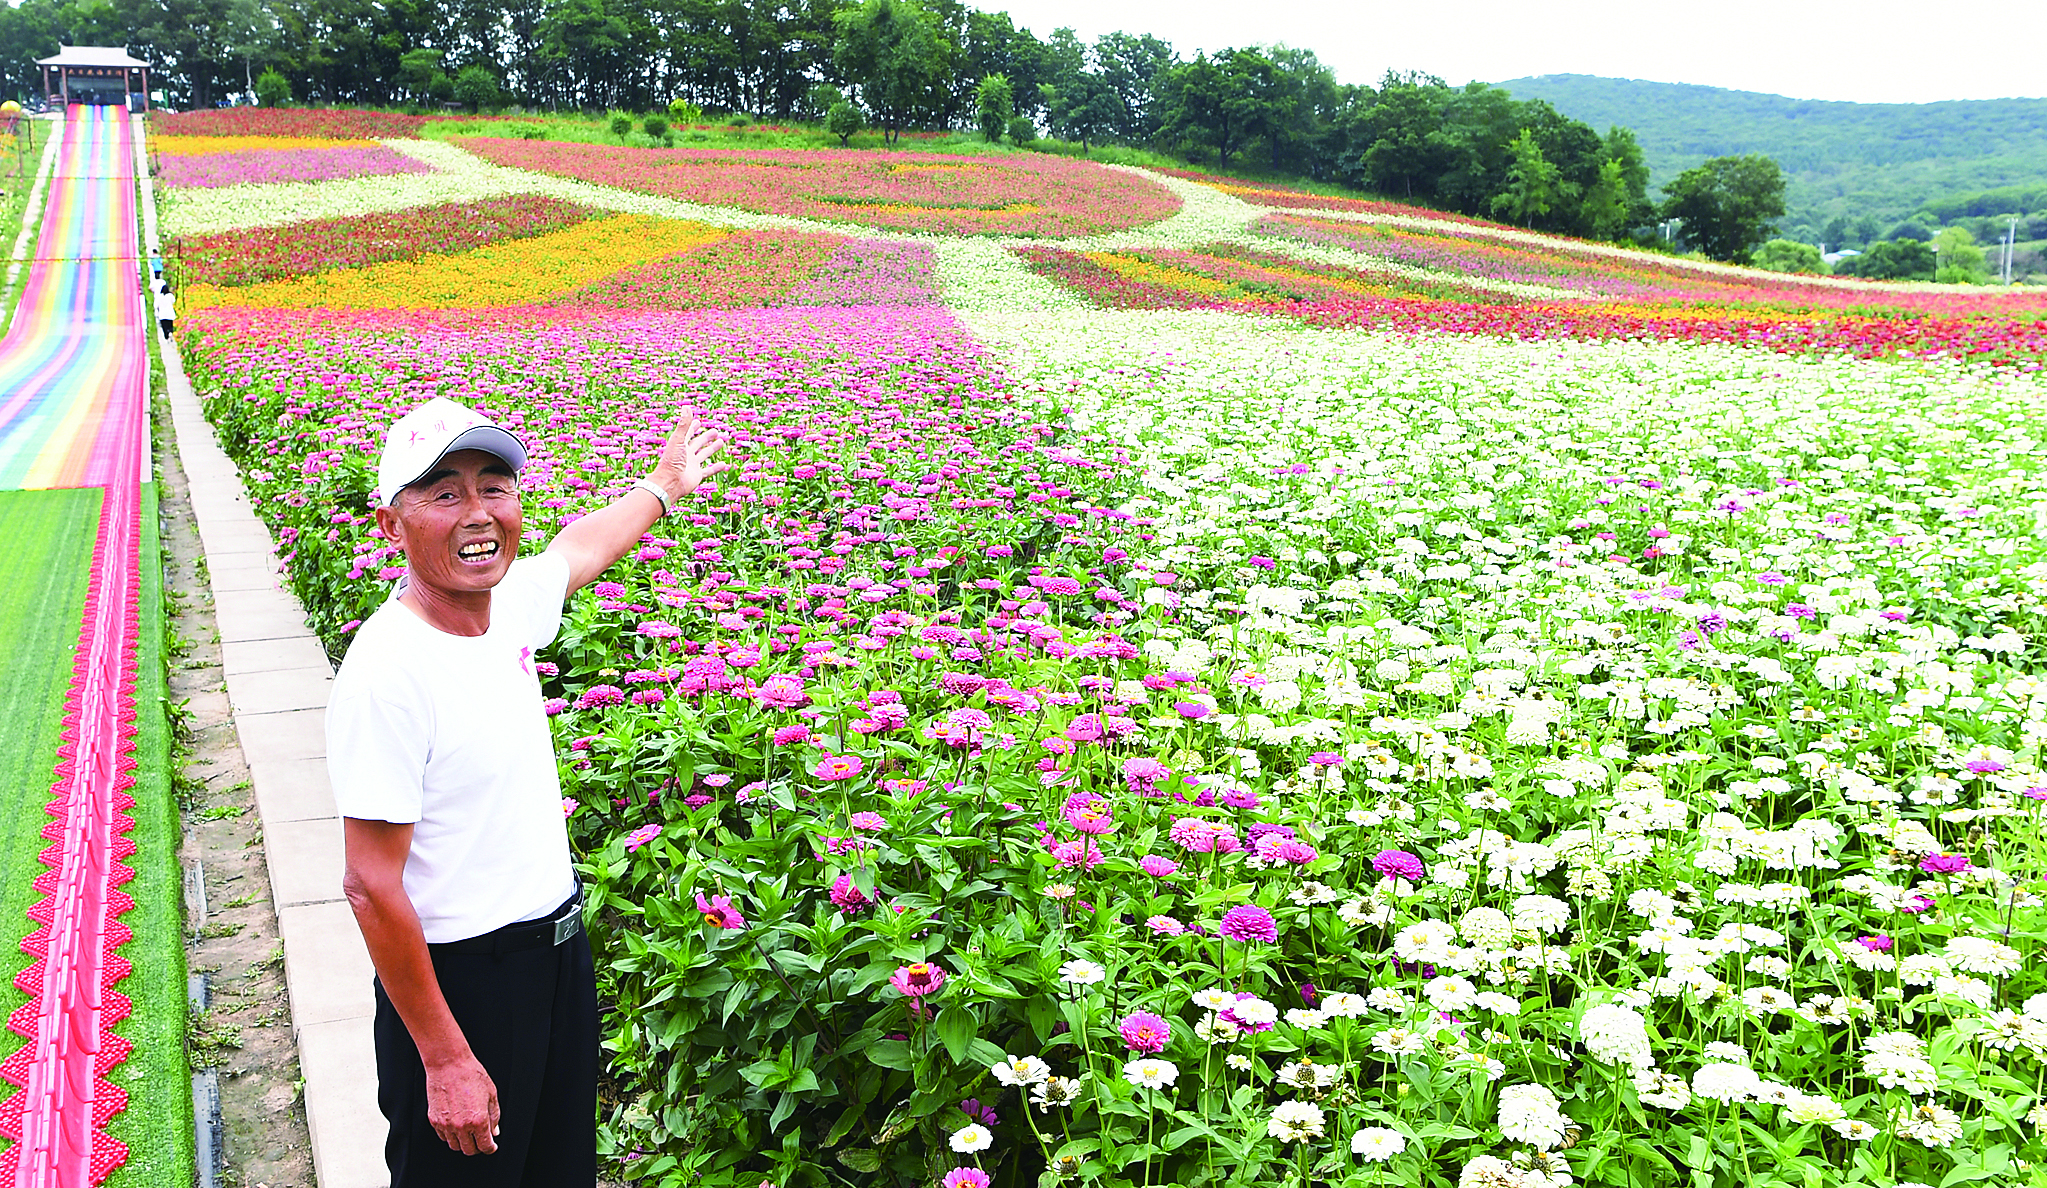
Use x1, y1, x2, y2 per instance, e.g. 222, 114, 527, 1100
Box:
372, 907, 598, 1187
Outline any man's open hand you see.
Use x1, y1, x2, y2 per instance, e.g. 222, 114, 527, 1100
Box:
426, 1053, 501, 1156
653, 408, 730, 503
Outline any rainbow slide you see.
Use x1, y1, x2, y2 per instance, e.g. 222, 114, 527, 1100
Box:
0, 105, 148, 491
0, 105, 149, 1187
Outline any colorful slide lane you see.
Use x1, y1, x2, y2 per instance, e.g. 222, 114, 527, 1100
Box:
0, 105, 147, 491
0, 106, 150, 1187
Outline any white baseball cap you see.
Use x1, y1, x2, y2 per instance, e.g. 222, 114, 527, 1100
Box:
376, 397, 529, 506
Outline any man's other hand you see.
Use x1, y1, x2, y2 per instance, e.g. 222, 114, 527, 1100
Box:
426, 1053, 501, 1155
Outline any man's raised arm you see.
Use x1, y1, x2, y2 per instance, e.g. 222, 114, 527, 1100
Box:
547, 409, 728, 596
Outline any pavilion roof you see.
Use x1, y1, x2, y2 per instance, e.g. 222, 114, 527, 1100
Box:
36, 46, 150, 69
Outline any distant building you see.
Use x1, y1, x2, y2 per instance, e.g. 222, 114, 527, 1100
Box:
1822, 248, 1861, 266
36, 46, 152, 110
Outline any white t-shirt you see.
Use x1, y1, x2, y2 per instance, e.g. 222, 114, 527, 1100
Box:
327, 551, 577, 944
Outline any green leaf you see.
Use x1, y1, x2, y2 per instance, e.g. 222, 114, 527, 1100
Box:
867, 1039, 913, 1070
934, 1005, 977, 1063
836, 1148, 882, 1173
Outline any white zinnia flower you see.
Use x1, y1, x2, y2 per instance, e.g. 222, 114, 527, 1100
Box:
1496, 1083, 1569, 1150
1578, 1003, 1652, 1068
949, 1123, 992, 1153
1350, 1126, 1406, 1161
1691, 1062, 1760, 1102
1889, 1102, 1963, 1147
1122, 1058, 1178, 1089
1266, 1100, 1325, 1142
1059, 959, 1107, 985
990, 1054, 1051, 1086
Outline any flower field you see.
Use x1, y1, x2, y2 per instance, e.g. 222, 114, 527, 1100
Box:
169, 122, 2047, 1188
462, 138, 1183, 236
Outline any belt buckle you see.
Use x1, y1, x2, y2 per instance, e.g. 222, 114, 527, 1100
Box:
553, 907, 578, 946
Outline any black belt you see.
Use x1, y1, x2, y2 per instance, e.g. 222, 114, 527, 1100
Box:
432, 886, 583, 957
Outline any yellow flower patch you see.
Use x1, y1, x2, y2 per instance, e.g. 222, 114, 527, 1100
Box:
1085, 253, 1249, 300
152, 135, 382, 156
181, 216, 729, 311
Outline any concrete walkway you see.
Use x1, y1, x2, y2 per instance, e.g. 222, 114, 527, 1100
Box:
160, 337, 384, 1188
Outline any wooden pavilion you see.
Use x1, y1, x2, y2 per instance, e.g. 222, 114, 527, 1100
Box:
36, 46, 151, 110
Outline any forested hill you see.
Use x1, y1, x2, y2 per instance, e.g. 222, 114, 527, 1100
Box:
1497, 74, 2047, 243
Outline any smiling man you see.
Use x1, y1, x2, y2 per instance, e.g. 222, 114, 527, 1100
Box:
329, 396, 725, 1186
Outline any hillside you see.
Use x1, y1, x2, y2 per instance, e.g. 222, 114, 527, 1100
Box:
1497, 74, 2047, 246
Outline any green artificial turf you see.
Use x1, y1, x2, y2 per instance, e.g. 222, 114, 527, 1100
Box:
0, 484, 193, 1186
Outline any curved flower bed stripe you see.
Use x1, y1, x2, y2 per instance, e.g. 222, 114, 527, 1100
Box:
151, 135, 380, 157
462, 138, 1182, 237
779, 238, 940, 307
152, 108, 436, 139
1262, 213, 2047, 318
557, 228, 844, 309
156, 145, 433, 190
0, 104, 148, 1188
167, 194, 600, 288
179, 215, 729, 312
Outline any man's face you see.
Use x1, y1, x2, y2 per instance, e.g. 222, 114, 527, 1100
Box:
375, 449, 522, 597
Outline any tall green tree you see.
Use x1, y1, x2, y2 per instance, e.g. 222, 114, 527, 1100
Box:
1660, 153, 1788, 263
831, 0, 950, 144
1093, 30, 1174, 142
974, 71, 1011, 142
1491, 128, 1561, 226
1042, 68, 1118, 153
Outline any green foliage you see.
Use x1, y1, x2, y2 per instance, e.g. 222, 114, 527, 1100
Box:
642, 113, 669, 140
253, 66, 289, 108
1004, 113, 1033, 147
974, 73, 1012, 143
830, 0, 951, 144
1749, 238, 1825, 274
1932, 226, 1989, 283
825, 99, 863, 147
1489, 128, 1563, 227
396, 47, 444, 104
609, 111, 633, 139
1833, 237, 1936, 280
667, 97, 703, 125
1660, 153, 1788, 263
1499, 74, 2047, 243
452, 64, 501, 113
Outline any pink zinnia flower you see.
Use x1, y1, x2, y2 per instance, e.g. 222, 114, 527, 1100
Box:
1118, 1010, 1171, 1053
830, 874, 873, 911
1919, 853, 1970, 874
696, 892, 746, 929
943, 1169, 990, 1188
772, 724, 811, 746
815, 753, 865, 780
1139, 855, 1179, 877
849, 811, 887, 831
1064, 713, 1105, 743
1145, 915, 1185, 936
1122, 756, 1172, 795
1219, 904, 1277, 943
1372, 849, 1424, 880
624, 823, 662, 852
890, 961, 946, 997
1063, 793, 1115, 835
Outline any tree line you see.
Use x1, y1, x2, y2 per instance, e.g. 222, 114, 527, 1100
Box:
0, 0, 1799, 254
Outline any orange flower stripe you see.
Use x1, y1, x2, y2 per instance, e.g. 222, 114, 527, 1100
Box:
152, 135, 381, 156
180, 215, 728, 311
1085, 253, 1249, 300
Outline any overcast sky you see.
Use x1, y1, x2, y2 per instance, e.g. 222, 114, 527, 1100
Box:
993, 0, 2047, 105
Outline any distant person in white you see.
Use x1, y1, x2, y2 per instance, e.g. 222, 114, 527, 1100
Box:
330, 396, 726, 1186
